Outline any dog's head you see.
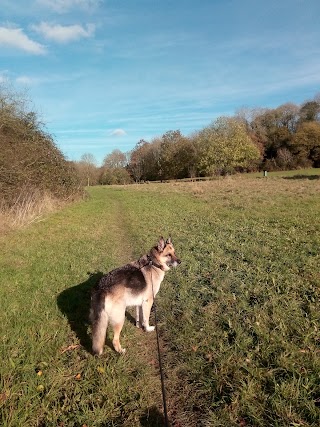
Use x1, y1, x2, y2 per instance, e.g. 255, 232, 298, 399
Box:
154, 236, 181, 271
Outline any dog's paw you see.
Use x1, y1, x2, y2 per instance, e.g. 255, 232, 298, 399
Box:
145, 326, 155, 332
119, 348, 126, 355
92, 346, 103, 356
136, 321, 142, 329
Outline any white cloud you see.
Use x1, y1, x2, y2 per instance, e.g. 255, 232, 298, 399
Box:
0, 26, 46, 55
36, 0, 100, 13
32, 22, 95, 43
15, 75, 35, 85
109, 129, 127, 137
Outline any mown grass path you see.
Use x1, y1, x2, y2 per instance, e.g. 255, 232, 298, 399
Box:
1, 176, 320, 426
0, 188, 166, 426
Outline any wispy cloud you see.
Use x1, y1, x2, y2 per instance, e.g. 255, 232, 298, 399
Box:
31, 22, 95, 43
15, 75, 35, 85
3, 70, 86, 88
0, 26, 46, 54
109, 129, 127, 137
36, 0, 100, 13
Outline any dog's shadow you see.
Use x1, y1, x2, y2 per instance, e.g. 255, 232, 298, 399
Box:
57, 271, 105, 352
57, 271, 138, 353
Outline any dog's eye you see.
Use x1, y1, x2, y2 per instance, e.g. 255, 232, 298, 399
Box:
167, 253, 172, 258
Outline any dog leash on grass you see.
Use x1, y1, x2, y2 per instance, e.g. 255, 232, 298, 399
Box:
150, 263, 170, 427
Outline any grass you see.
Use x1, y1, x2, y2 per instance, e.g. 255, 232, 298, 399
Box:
247, 167, 320, 179
1, 171, 320, 426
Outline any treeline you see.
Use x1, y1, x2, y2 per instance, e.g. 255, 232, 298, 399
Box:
2, 84, 318, 205
0, 85, 81, 210
76, 93, 320, 184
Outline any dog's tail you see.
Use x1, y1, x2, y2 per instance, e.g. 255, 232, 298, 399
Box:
90, 292, 108, 356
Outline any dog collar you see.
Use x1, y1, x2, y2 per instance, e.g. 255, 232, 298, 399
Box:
147, 255, 165, 271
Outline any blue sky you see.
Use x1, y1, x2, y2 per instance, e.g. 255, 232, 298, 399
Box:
1, 0, 320, 165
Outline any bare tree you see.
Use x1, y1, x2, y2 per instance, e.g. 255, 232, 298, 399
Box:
103, 149, 127, 169
77, 153, 98, 186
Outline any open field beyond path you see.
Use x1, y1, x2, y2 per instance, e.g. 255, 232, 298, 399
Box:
1, 174, 320, 426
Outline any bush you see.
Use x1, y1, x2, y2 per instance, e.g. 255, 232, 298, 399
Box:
0, 85, 82, 209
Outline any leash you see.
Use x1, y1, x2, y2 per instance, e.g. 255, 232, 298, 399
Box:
150, 264, 170, 427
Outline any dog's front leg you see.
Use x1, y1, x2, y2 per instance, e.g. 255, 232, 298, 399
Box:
141, 298, 155, 332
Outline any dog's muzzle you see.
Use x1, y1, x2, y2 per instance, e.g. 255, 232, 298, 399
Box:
168, 258, 181, 268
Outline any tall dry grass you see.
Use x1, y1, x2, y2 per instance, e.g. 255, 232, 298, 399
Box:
0, 190, 60, 234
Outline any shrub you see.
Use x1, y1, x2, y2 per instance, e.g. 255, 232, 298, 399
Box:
0, 85, 82, 209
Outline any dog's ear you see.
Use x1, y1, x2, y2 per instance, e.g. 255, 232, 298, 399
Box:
157, 237, 166, 252
166, 237, 172, 245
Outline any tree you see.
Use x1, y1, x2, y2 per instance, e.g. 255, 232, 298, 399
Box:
299, 100, 320, 122
276, 103, 300, 132
100, 149, 132, 185
100, 166, 132, 185
249, 104, 299, 167
274, 148, 295, 170
128, 139, 149, 182
143, 138, 163, 181
128, 137, 163, 182
197, 117, 261, 175
103, 149, 127, 169
159, 130, 186, 179
75, 153, 98, 186
174, 136, 200, 178
290, 122, 320, 167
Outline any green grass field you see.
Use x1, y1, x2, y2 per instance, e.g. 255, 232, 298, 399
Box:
1, 171, 320, 426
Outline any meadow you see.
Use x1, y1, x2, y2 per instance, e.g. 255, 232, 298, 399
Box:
0, 171, 320, 426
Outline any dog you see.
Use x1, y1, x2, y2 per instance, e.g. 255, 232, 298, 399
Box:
90, 237, 181, 355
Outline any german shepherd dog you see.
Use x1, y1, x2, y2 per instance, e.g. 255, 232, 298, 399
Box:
90, 237, 181, 355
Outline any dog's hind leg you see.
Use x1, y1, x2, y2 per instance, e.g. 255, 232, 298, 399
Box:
92, 309, 108, 356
